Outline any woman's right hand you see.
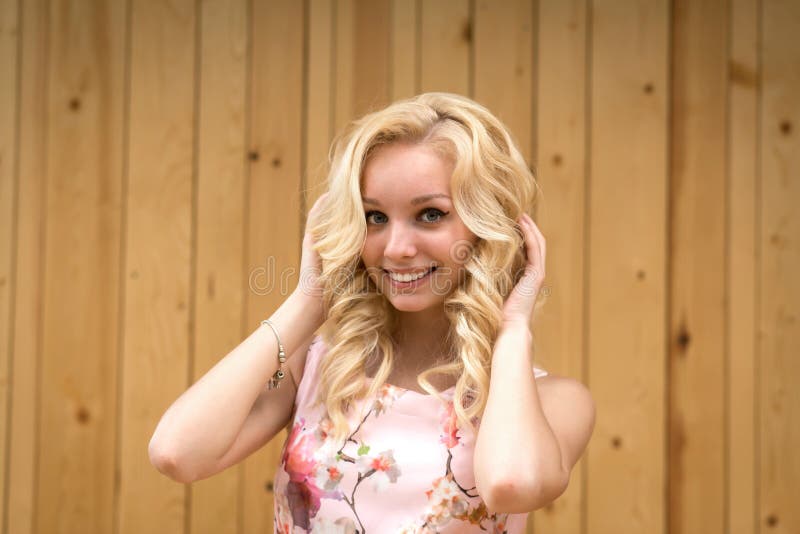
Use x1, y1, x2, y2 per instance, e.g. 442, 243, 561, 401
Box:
297, 192, 328, 301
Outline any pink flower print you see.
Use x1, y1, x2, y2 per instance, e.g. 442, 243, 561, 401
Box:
439, 401, 460, 448
464, 502, 490, 525
356, 449, 402, 491
397, 524, 436, 534
311, 517, 357, 534
314, 415, 334, 442
424, 476, 470, 527
282, 419, 318, 483
369, 451, 401, 481
281, 419, 342, 528
373, 383, 403, 415
492, 519, 508, 534
274, 492, 294, 534
285, 480, 326, 530
314, 456, 345, 491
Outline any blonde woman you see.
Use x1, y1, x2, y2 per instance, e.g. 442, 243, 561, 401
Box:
149, 93, 595, 533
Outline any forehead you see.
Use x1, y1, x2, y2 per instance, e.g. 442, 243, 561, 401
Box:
361, 143, 454, 198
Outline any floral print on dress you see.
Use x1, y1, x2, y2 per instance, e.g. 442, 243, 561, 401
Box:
274, 338, 545, 533
276, 383, 407, 533
410, 398, 509, 533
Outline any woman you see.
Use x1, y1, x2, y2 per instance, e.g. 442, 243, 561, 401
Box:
149, 93, 595, 533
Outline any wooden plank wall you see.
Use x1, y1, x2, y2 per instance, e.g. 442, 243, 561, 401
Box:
1, 1, 797, 533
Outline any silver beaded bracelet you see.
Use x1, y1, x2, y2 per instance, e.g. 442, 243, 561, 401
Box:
261, 319, 286, 389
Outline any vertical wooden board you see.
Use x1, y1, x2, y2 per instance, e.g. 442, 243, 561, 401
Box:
669, 1, 728, 533
37, 1, 126, 532
306, 0, 335, 205
390, 0, 417, 100
118, 1, 195, 534
759, 1, 800, 533
334, 0, 391, 131
190, 1, 247, 533
419, 0, 469, 95
473, 0, 533, 165
728, 0, 759, 533
0, 0, 19, 526
587, 2, 668, 534
8, 1, 46, 531
333, 0, 354, 132
353, 0, 390, 115
242, 1, 304, 531
530, 1, 587, 533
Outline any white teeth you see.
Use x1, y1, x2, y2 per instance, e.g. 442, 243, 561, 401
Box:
388, 269, 432, 282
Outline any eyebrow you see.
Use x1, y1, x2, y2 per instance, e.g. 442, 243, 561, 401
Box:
361, 193, 451, 207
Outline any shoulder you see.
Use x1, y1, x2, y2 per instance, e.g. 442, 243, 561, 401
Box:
536, 374, 593, 407
535, 374, 595, 471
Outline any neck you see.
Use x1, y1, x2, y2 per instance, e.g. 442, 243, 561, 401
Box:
391, 307, 452, 366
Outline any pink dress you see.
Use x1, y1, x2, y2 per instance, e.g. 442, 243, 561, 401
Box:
273, 336, 548, 534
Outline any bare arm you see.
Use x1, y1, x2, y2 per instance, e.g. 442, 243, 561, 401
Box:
148, 193, 331, 483
474, 214, 594, 512
473, 323, 595, 513
147, 289, 324, 483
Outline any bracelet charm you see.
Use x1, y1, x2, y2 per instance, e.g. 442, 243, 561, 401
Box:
261, 319, 286, 389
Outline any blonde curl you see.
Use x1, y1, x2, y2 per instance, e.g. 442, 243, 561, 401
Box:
309, 93, 540, 443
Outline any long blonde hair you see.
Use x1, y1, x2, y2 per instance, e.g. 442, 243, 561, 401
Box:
310, 93, 540, 442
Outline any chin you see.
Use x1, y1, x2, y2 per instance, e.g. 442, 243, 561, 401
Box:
385, 296, 444, 313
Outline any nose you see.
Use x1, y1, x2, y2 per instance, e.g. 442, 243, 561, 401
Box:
383, 221, 417, 260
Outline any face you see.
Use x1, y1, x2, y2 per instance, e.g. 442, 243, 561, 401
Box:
360, 142, 478, 313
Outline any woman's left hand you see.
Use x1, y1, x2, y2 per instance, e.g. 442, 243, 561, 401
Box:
501, 213, 546, 328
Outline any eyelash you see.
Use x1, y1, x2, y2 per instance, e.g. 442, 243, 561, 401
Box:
365, 208, 448, 225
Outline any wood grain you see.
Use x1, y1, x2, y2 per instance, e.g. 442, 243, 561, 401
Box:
669, 0, 729, 532
118, 1, 195, 533
390, 0, 418, 100
419, 0, 470, 95
1, 3, 797, 533
474, 0, 533, 164
587, 1, 669, 533
760, 1, 800, 533
0, 0, 19, 529
189, 1, 248, 533
242, 1, 305, 531
728, 0, 759, 533
306, 0, 335, 208
531, 1, 588, 533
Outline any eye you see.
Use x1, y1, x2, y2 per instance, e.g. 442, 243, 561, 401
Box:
420, 208, 448, 223
365, 210, 388, 225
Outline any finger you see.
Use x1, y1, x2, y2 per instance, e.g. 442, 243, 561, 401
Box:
309, 192, 328, 217
523, 214, 546, 273
520, 215, 542, 266
305, 193, 329, 230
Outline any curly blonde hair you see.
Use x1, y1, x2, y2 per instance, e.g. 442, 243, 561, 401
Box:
310, 92, 540, 442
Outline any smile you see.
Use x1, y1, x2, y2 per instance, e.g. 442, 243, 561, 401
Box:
384, 267, 437, 287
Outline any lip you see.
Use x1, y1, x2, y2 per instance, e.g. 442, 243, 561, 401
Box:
383, 266, 436, 275
384, 267, 436, 289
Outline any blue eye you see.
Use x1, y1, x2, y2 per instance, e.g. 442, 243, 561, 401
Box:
365, 208, 449, 225
365, 211, 388, 224
420, 208, 447, 223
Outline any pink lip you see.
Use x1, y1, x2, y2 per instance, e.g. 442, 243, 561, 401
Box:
383, 266, 435, 275
384, 267, 435, 289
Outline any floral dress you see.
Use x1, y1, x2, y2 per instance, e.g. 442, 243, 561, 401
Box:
272, 336, 548, 534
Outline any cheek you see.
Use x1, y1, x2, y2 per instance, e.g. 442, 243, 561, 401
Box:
360, 239, 383, 282
443, 234, 479, 267
360, 236, 379, 263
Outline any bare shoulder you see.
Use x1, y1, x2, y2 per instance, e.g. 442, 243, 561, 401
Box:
535, 374, 596, 472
